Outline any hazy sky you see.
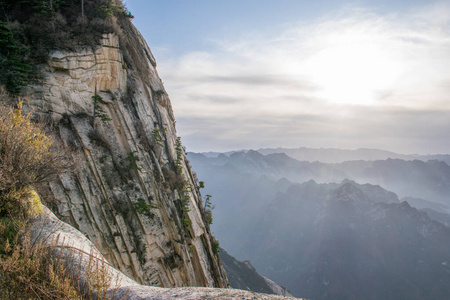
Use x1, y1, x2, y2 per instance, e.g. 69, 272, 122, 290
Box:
125, 0, 450, 154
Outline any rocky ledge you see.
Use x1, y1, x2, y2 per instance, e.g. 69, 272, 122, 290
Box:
28, 206, 304, 300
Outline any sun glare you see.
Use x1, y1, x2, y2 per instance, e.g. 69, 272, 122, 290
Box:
305, 42, 401, 106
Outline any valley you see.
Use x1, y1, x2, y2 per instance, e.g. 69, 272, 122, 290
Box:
190, 148, 450, 299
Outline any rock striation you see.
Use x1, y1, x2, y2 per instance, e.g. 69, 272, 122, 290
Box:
22, 19, 227, 288
28, 206, 304, 299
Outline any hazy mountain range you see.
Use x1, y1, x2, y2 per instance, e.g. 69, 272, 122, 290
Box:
244, 180, 450, 299
188, 148, 450, 299
190, 150, 450, 206
201, 147, 450, 165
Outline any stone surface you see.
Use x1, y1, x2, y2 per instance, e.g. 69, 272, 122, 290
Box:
25, 34, 127, 119
263, 277, 292, 298
27, 206, 139, 289
23, 23, 226, 288
112, 286, 304, 300
27, 206, 303, 300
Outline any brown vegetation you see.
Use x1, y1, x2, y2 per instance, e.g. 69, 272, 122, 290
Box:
0, 100, 63, 219
0, 231, 126, 299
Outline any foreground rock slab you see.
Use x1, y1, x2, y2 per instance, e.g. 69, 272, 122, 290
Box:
28, 206, 305, 300
113, 286, 304, 300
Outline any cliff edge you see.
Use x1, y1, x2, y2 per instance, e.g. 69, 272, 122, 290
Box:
22, 14, 226, 288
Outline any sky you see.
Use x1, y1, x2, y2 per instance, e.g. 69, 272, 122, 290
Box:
124, 0, 450, 155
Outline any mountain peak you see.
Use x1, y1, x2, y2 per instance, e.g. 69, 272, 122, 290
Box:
332, 182, 371, 204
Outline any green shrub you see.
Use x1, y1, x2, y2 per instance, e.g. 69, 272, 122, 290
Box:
95, 0, 134, 19
92, 92, 112, 126
175, 137, 184, 175
134, 198, 157, 218
197, 180, 205, 190
178, 189, 191, 213
212, 239, 220, 255
204, 209, 213, 225
126, 151, 141, 171
182, 218, 192, 232
151, 127, 166, 147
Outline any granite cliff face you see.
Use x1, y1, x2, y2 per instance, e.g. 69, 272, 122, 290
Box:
21, 18, 227, 288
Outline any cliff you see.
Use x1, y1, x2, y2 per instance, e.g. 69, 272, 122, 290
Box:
27, 205, 302, 299
0, 3, 307, 298
21, 18, 226, 288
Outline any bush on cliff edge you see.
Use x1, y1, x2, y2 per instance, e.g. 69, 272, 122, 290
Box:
0, 99, 61, 221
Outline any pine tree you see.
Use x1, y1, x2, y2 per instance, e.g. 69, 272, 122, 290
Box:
0, 21, 30, 94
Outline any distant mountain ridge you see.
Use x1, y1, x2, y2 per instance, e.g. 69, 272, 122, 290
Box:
189, 150, 450, 206
188, 148, 450, 299
201, 147, 450, 164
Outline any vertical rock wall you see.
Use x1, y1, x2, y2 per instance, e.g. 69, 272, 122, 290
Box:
22, 23, 227, 288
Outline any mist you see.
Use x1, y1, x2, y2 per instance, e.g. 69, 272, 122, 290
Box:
188, 147, 450, 299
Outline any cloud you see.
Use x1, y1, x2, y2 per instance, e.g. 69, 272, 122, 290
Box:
157, 2, 450, 154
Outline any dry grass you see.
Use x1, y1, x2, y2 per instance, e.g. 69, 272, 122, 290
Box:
0, 230, 127, 299
0, 233, 82, 299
